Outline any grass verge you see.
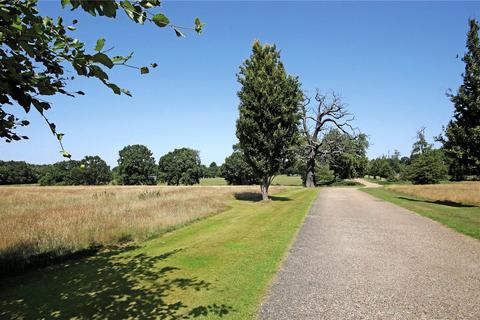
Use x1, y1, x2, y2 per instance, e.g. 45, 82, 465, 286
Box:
0, 187, 318, 319
0, 185, 275, 274
362, 187, 480, 240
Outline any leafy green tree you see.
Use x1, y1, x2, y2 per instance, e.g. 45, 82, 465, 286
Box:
388, 150, 402, 173
0, 161, 37, 184
314, 164, 335, 184
221, 149, 259, 185
207, 161, 220, 178
158, 148, 203, 185
324, 131, 369, 180
111, 166, 121, 185
411, 127, 432, 160
0, 0, 203, 156
368, 157, 394, 180
78, 155, 111, 185
117, 144, 156, 185
37, 155, 111, 185
38, 160, 82, 185
407, 149, 448, 184
236, 41, 303, 200
441, 19, 480, 178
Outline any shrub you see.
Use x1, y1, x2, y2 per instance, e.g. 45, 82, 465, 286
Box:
407, 149, 448, 184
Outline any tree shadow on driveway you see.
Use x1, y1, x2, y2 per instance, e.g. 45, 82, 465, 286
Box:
0, 245, 233, 319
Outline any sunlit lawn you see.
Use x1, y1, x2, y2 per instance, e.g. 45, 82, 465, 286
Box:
0, 187, 318, 319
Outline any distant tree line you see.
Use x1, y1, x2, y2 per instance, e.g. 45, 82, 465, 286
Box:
368, 128, 449, 185
0, 144, 242, 186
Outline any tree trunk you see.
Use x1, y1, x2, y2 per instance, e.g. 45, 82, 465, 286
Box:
260, 178, 269, 201
305, 151, 316, 188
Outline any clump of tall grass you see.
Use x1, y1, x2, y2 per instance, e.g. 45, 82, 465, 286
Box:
138, 190, 162, 200
0, 185, 280, 274
388, 181, 480, 206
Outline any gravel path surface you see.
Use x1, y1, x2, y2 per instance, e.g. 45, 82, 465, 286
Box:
354, 178, 382, 188
258, 187, 480, 320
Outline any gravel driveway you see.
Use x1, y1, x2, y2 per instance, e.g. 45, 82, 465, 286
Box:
258, 187, 480, 319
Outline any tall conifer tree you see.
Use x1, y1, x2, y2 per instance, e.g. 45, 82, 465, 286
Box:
236, 41, 303, 200
443, 19, 480, 177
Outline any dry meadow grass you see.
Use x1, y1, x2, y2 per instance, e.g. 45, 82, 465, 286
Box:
388, 181, 480, 206
0, 185, 282, 271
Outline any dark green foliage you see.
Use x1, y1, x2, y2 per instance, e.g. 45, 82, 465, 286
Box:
304, 129, 368, 183
312, 164, 335, 184
0, 161, 37, 184
111, 166, 121, 185
207, 162, 220, 178
117, 145, 156, 185
236, 41, 303, 199
368, 157, 395, 180
442, 19, 480, 177
39, 160, 82, 185
38, 155, 111, 185
324, 131, 369, 179
78, 156, 111, 185
407, 149, 448, 184
158, 148, 203, 185
221, 150, 259, 185
0, 0, 202, 154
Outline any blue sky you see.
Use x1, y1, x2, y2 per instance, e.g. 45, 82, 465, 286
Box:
1, 1, 479, 167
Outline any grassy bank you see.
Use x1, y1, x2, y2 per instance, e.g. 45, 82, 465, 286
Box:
363, 187, 480, 240
0, 185, 284, 273
0, 187, 318, 319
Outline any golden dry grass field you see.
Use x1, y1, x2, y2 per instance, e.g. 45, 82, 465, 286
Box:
387, 181, 480, 206
0, 185, 284, 271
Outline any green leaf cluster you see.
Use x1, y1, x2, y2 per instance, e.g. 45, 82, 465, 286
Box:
38, 155, 111, 185
443, 19, 480, 177
0, 0, 203, 152
117, 144, 157, 185
158, 148, 203, 185
406, 149, 448, 185
0, 161, 38, 184
220, 149, 259, 185
236, 41, 303, 194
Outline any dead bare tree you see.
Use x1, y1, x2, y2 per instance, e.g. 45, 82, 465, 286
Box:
300, 90, 356, 187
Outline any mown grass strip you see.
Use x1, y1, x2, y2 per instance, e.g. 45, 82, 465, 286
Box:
362, 187, 480, 240
0, 187, 318, 320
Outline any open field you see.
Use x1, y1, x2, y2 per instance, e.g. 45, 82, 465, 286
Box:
363, 187, 480, 240
388, 182, 480, 207
271, 175, 303, 186
0, 185, 286, 273
200, 175, 303, 187
199, 177, 228, 186
0, 187, 318, 319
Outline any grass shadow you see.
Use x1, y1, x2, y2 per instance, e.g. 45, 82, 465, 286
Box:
397, 196, 476, 208
234, 192, 291, 202
0, 245, 233, 319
